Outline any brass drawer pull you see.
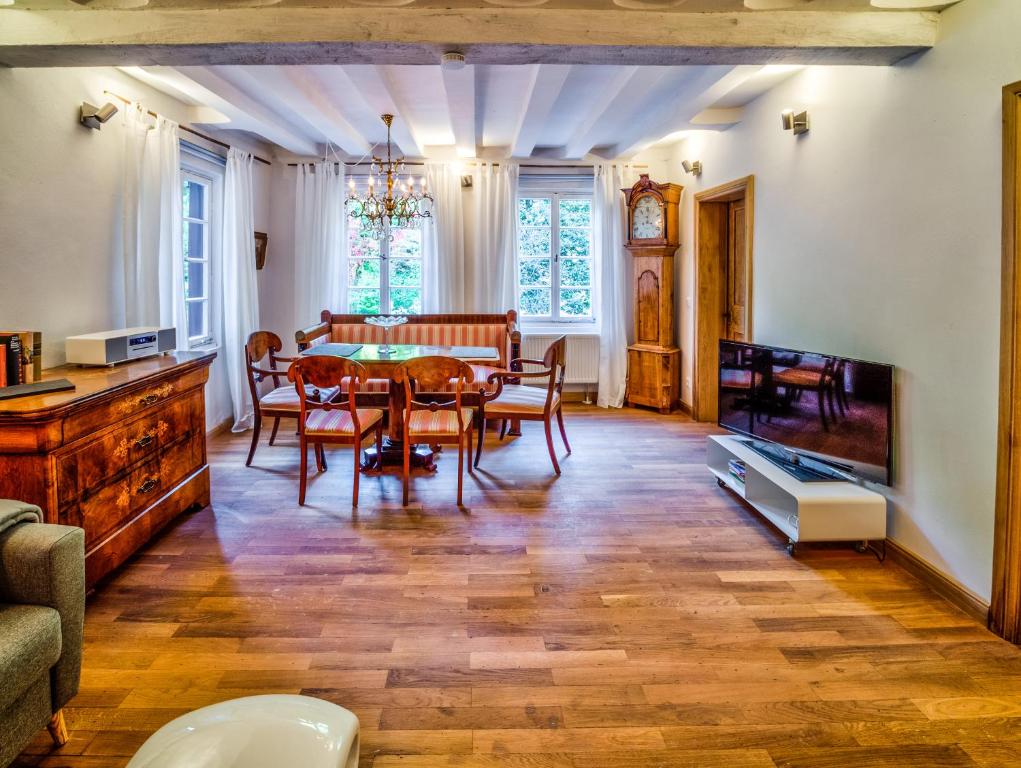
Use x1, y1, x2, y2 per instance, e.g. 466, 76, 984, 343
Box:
134, 433, 154, 449
137, 477, 158, 495
139, 394, 160, 407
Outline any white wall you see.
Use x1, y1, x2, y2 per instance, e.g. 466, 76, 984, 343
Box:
655, 0, 1019, 601
0, 67, 274, 431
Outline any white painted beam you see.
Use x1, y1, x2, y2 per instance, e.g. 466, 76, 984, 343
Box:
170, 66, 320, 155
441, 64, 477, 158
341, 66, 425, 158
243, 67, 372, 157
510, 64, 571, 159
560, 67, 671, 160
0, 9, 939, 67
603, 66, 762, 157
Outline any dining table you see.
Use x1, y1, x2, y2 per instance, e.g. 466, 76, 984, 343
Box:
300, 342, 503, 471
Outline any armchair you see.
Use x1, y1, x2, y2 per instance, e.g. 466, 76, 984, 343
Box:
0, 500, 84, 768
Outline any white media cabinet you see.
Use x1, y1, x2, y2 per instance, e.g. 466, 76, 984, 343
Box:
707, 434, 887, 554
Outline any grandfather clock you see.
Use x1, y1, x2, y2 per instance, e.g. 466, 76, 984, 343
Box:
622, 175, 682, 413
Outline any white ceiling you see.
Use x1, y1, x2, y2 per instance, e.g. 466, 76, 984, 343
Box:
126, 63, 806, 160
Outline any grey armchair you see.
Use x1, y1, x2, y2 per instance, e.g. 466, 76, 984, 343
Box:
0, 501, 84, 768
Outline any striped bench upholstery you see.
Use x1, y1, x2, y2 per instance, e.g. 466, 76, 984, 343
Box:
297, 311, 521, 400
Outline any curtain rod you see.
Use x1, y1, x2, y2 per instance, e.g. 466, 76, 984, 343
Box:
104, 90, 272, 167
286, 161, 649, 169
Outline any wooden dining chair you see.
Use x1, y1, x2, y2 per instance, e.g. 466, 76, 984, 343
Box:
246, 331, 338, 467
393, 356, 475, 507
475, 335, 569, 474
288, 356, 384, 507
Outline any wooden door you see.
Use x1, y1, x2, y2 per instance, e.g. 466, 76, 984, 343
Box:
726, 200, 748, 341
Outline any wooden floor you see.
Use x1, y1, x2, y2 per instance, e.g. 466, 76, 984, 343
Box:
15, 406, 1021, 767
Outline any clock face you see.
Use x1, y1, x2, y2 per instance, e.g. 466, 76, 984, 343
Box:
632, 195, 663, 239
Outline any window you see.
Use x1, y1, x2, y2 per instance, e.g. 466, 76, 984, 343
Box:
517, 193, 594, 322
182, 170, 214, 346
347, 214, 423, 314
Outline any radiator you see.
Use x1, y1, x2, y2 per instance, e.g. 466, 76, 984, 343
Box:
521, 334, 601, 385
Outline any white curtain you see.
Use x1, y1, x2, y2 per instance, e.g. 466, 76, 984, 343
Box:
594, 162, 634, 408
470, 162, 519, 313
122, 105, 187, 344
422, 162, 466, 312
294, 162, 346, 330
222, 148, 261, 432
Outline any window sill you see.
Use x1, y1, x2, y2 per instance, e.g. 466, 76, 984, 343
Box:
521, 323, 599, 336
189, 341, 221, 353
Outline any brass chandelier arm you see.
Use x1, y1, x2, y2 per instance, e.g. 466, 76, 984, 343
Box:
346, 114, 433, 234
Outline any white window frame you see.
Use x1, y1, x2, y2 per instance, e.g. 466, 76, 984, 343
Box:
181, 144, 224, 349
517, 190, 595, 325
346, 216, 424, 315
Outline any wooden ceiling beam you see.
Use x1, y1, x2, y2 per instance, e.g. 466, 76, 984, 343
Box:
441, 63, 478, 158
0, 8, 938, 67
510, 64, 571, 159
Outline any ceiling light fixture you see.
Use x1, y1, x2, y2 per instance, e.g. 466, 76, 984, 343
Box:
346, 114, 433, 236
780, 108, 809, 135
80, 101, 119, 130
681, 160, 702, 176
441, 51, 466, 71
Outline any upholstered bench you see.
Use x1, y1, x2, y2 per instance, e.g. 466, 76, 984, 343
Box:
295, 311, 520, 407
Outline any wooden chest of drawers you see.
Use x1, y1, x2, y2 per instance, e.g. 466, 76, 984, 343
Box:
0, 352, 215, 587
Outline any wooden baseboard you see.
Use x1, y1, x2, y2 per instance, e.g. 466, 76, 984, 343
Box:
206, 417, 233, 438
677, 401, 692, 417
885, 538, 990, 624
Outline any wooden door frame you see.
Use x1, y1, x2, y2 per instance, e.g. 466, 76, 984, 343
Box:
993, 80, 1021, 643
692, 175, 755, 422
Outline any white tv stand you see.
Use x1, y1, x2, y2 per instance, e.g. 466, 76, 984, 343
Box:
707, 435, 886, 554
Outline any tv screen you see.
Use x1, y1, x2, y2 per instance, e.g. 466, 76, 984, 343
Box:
718, 340, 893, 485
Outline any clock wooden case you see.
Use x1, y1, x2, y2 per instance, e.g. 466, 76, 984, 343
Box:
622, 174, 682, 413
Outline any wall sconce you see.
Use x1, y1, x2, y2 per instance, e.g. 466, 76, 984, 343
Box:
460, 174, 473, 188
780, 109, 809, 136
80, 102, 118, 130
681, 160, 702, 177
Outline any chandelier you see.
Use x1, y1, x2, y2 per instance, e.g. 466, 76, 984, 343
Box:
346, 114, 432, 235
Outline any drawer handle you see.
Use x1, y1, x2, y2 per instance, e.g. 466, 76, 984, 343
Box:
139, 394, 160, 407
137, 477, 159, 495
134, 433, 154, 449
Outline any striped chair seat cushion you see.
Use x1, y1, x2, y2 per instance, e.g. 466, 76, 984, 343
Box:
773, 367, 824, 387
305, 408, 383, 437
260, 385, 339, 410
486, 384, 558, 416
338, 378, 392, 394
407, 408, 474, 438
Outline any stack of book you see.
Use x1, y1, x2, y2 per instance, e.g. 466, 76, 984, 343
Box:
0, 333, 24, 388
0, 331, 41, 388
728, 459, 747, 485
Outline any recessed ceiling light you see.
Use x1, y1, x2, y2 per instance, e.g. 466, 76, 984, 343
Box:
870, 0, 951, 7
613, 0, 687, 7
743, 0, 812, 8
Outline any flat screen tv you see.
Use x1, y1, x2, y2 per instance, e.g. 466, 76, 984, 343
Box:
718, 340, 893, 485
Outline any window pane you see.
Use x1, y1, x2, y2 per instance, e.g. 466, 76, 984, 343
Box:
518, 198, 551, 227
518, 228, 551, 257
184, 260, 205, 299
390, 288, 422, 315
183, 221, 206, 260
520, 288, 551, 317
348, 218, 381, 260
560, 288, 592, 317
183, 180, 205, 220
348, 288, 381, 314
519, 258, 551, 287
559, 227, 590, 259
560, 258, 591, 287
389, 258, 421, 288
559, 199, 592, 228
390, 228, 422, 259
349, 258, 381, 288
187, 300, 207, 339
